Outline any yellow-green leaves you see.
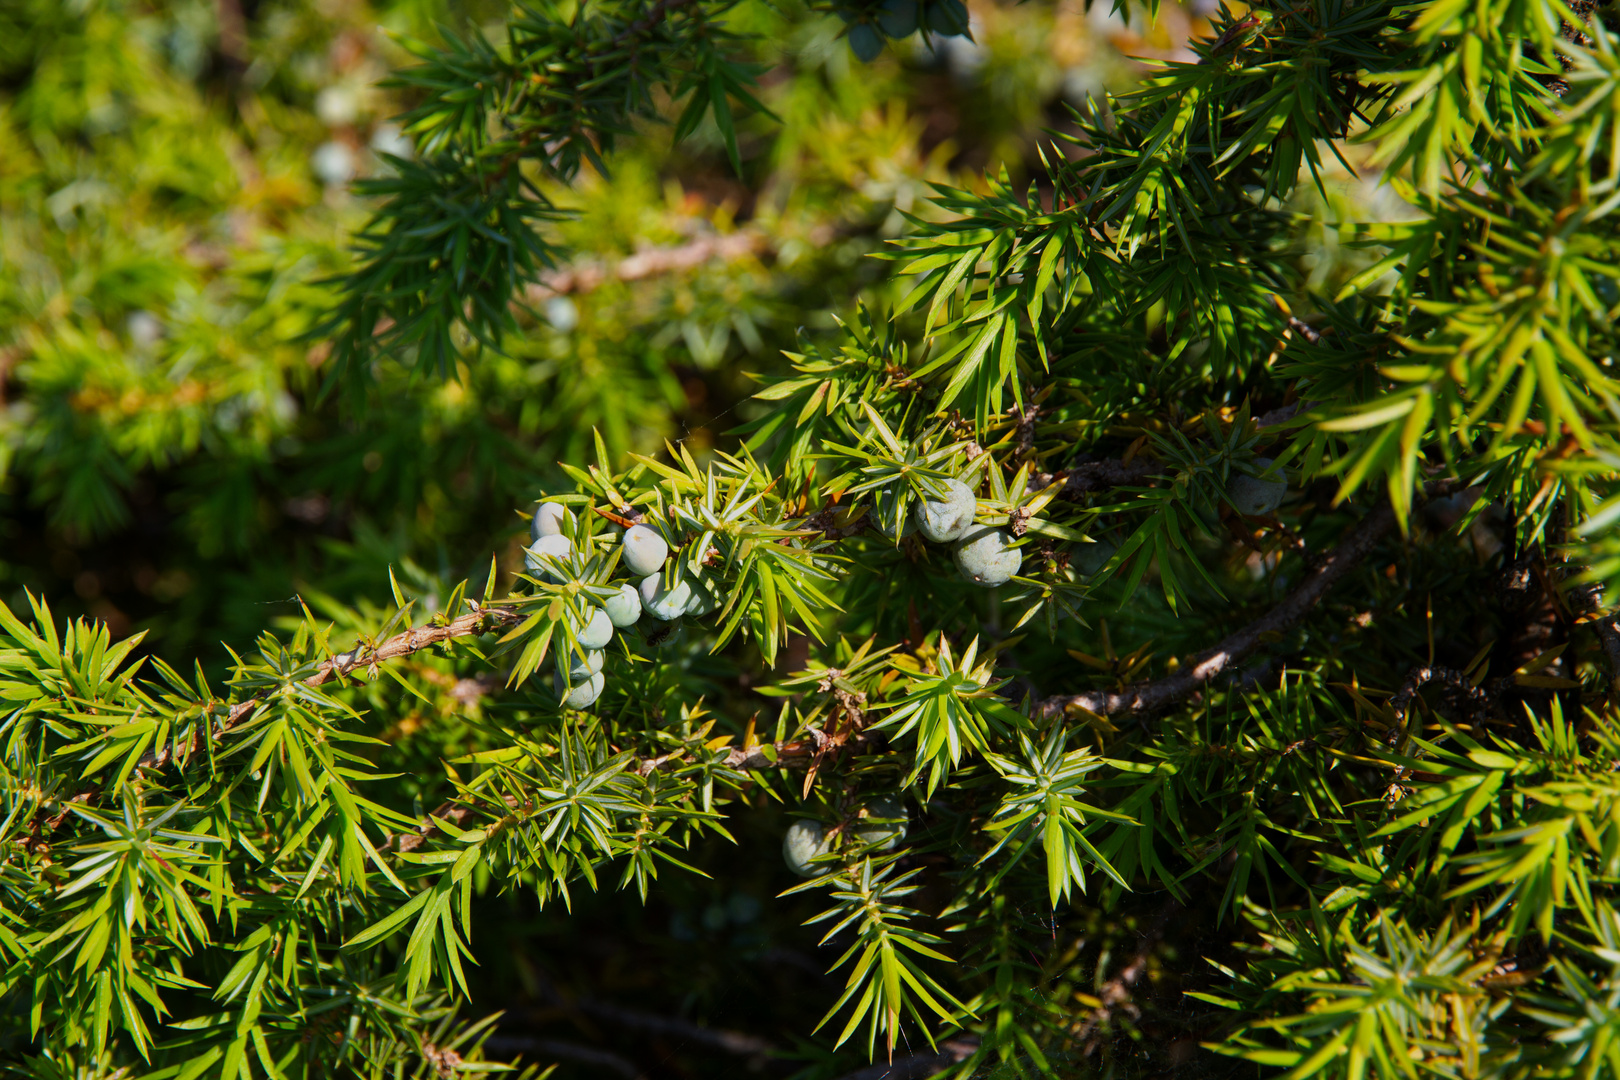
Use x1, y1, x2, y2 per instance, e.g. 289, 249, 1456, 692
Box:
1360, 0, 1562, 193
783, 857, 974, 1058
981, 725, 1132, 908
872, 635, 1016, 795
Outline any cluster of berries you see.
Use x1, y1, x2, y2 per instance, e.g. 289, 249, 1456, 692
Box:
884, 478, 1024, 587
525, 502, 717, 708
1228, 458, 1288, 516
523, 459, 1285, 707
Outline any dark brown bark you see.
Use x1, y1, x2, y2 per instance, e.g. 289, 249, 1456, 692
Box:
1035, 500, 1399, 720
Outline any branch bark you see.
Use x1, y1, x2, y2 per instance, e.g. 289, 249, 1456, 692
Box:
614, 0, 697, 43
226, 603, 524, 727
1389, 665, 1495, 726
482, 1036, 646, 1079
560, 998, 774, 1058
146, 603, 524, 769
1031, 457, 1160, 500
1035, 501, 1399, 720
525, 230, 769, 301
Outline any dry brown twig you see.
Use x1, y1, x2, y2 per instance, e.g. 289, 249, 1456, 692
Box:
382, 734, 847, 855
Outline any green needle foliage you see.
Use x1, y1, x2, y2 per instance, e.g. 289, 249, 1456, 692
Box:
7, 0, 1620, 1075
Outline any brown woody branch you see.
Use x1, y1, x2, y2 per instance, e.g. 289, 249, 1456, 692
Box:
174, 486, 1441, 864
1035, 500, 1400, 720
230, 604, 523, 724
524, 229, 769, 301
1388, 664, 1496, 736
1051, 457, 1161, 497
145, 604, 524, 769
636, 738, 813, 776
614, 0, 696, 44
518, 971, 777, 1061
1034, 399, 1307, 500
1256, 400, 1311, 430
482, 1037, 645, 1080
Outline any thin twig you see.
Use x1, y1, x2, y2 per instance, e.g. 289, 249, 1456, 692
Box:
228, 604, 524, 726
1389, 665, 1495, 731
1043, 457, 1160, 498
612, 0, 696, 44
145, 604, 524, 769
521, 973, 777, 1059
383, 735, 850, 853
524, 229, 768, 301
635, 738, 813, 775
1033, 398, 1309, 501
1036, 500, 1399, 720
1255, 400, 1307, 429
563, 998, 775, 1058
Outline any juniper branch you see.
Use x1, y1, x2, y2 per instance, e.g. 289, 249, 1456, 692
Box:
145, 603, 523, 768
1036, 500, 1399, 719
382, 735, 840, 854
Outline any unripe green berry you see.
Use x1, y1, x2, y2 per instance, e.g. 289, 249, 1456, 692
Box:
603, 583, 642, 627
683, 573, 723, 617
953, 527, 1022, 587
644, 620, 686, 649
848, 22, 882, 61
854, 795, 908, 851
553, 670, 605, 709
621, 525, 669, 577
531, 501, 567, 541
783, 819, 832, 877
913, 478, 978, 544
1074, 540, 1116, 576
1228, 458, 1287, 516
640, 573, 694, 621
575, 607, 614, 649
878, 0, 918, 37
525, 534, 572, 581
562, 647, 604, 680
